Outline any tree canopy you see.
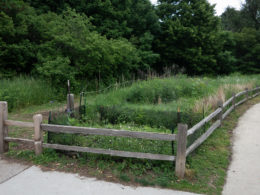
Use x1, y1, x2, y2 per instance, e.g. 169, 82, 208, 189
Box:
0, 0, 259, 90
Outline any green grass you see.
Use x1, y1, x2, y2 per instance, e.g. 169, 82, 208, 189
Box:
0, 76, 62, 111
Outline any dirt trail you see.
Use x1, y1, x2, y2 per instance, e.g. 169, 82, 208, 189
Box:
222, 103, 260, 195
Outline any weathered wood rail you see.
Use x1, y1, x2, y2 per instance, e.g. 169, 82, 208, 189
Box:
0, 86, 259, 179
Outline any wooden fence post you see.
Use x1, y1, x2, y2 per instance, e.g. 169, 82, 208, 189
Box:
232, 93, 236, 109
245, 88, 249, 100
217, 100, 223, 126
33, 114, 43, 155
0, 101, 8, 153
175, 123, 188, 179
67, 94, 74, 112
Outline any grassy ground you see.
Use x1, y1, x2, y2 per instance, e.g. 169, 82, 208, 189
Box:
3, 87, 260, 194
81, 74, 260, 132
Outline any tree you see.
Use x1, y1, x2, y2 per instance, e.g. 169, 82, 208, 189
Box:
155, 0, 221, 75
0, 1, 37, 77
221, 0, 260, 74
23, 0, 161, 69
0, 2, 143, 88
234, 28, 260, 73
221, 7, 246, 32
215, 31, 237, 74
221, 0, 260, 31
242, 0, 260, 30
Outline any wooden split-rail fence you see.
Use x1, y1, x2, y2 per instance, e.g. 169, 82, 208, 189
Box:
0, 87, 260, 179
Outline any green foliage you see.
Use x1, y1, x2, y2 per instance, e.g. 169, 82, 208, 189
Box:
221, 1, 260, 32
234, 28, 260, 73
23, 0, 160, 70
242, 0, 260, 30
0, 2, 37, 77
125, 77, 214, 104
221, 7, 246, 32
220, 0, 260, 75
155, 0, 222, 75
0, 0, 259, 89
0, 76, 59, 111
96, 105, 200, 130
0, 2, 142, 89
77, 75, 259, 131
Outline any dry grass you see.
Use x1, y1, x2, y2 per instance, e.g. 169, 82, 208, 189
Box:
193, 82, 254, 113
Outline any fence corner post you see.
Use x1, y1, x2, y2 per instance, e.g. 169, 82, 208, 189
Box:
175, 123, 188, 179
33, 114, 43, 155
217, 100, 223, 126
0, 101, 8, 154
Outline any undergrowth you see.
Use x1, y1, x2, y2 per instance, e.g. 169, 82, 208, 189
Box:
75, 74, 260, 131
0, 76, 62, 111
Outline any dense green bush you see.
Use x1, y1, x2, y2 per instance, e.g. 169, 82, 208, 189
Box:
97, 105, 202, 130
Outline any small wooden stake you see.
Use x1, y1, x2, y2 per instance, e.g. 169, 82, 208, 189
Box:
217, 100, 223, 126
158, 96, 162, 104
175, 123, 188, 179
0, 101, 8, 153
33, 114, 43, 155
67, 94, 74, 112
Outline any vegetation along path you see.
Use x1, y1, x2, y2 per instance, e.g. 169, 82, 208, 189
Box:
223, 103, 260, 195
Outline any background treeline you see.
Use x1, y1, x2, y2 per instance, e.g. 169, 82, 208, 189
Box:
0, 0, 259, 90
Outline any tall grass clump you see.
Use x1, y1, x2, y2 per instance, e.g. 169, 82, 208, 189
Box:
125, 76, 215, 104
0, 76, 60, 111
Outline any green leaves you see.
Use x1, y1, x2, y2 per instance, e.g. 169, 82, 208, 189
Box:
0, 3, 143, 88
155, 0, 221, 75
234, 28, 260, 73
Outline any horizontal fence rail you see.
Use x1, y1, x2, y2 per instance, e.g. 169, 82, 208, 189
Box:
41, 124, 176, 141
235, 98, 247, 107
223, 96, 234, 108
4, 137, 34, 146
43, 143, 175, 161
0, 86, 259, 179
223, 105, 235, 120
235, 90, 247, 98
4, 120, 34, 128
186, 120, 221, 156
187, 108, 221, 136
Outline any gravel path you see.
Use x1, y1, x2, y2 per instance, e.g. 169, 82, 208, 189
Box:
222, 103, 260, 195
